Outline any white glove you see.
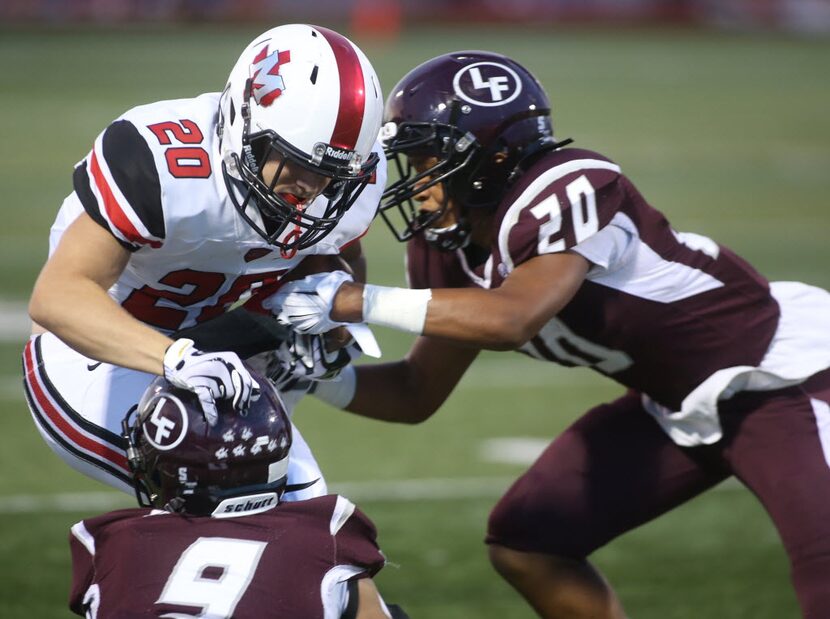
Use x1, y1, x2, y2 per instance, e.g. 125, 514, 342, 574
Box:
264, 270, 353, 335
163, 338, 260, 426
270, 331, 363, 389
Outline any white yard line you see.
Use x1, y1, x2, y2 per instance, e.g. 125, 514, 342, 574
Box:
0, 477, 517, 515
0, 474, 741, 515
0, 300, 30, 343
479, 437, 549, 465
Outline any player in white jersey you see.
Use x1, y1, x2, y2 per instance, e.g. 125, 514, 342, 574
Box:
272, 52, 830, 617
23, 24, 385, 500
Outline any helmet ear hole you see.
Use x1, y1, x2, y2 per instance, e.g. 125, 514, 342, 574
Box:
249, 136, 271, 168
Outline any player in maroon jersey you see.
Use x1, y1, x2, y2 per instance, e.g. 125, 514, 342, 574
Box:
270, 51, 830, 618
69, 374, 407, 619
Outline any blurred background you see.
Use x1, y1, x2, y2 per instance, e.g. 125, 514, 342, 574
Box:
1, 1, 829, 617
3, 0, 830, 33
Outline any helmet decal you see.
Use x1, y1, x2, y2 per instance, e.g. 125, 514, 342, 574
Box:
452, 62, 523, 107
250, 46, 291, 107
142, 396, 188, 451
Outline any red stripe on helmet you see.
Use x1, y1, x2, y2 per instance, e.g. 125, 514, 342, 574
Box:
23, 341, 130, 473
316, 26, 366, 151
89, 149, 161, 248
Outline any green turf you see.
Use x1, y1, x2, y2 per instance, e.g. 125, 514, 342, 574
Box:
2, 24, 828, 618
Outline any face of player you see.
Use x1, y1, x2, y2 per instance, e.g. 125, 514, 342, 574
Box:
409, 154, 459, 229
409, 154, 494, 249
260, 153, 331, 209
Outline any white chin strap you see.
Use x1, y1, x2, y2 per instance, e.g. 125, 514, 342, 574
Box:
423, 221, 471, 250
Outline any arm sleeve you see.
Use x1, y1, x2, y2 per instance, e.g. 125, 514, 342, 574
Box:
72, 119, 166, 251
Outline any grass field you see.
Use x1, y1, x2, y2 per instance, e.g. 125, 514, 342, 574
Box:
1, 23, 829, 618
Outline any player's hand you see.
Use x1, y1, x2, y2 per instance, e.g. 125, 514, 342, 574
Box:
262, 329, 363, 391
162, 338, 260, 425
264, 270, 353, 334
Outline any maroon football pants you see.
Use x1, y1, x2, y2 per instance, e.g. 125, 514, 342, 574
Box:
487, 369, 830, 617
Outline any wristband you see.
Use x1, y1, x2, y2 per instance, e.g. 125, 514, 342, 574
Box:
309, 365, 357, 409
362, 285, 432, 334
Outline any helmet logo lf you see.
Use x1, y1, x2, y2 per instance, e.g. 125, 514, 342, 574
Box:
143, 396, 188, 451
250, 45, 292, 107
452, 62, 523, 107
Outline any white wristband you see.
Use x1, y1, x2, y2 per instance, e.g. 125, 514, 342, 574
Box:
362, 285, 432, 334
310, 365, 357, 409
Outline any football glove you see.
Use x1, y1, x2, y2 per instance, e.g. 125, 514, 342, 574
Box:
264, 270, 353, 335
249, 330, 363, 393
162, 338, 260, 425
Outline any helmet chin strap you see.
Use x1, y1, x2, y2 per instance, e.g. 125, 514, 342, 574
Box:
164, 497, 187, 513
423, 218, 472, 252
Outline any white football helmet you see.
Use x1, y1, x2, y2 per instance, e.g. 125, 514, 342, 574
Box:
218, 24, 383, 251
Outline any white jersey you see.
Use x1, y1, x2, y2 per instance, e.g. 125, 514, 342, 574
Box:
52, 92, 386, 333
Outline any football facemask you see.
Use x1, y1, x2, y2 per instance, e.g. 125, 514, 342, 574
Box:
379, 120, 477, 250
223, 79, 379, 253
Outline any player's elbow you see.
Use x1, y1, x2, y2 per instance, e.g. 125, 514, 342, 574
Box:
388, 388, 440, 424
480, 314, 536, 351
398, 362, 446, 424
399, 400, 439, 424
28, 287, 56, 331
28, 265, 72, 332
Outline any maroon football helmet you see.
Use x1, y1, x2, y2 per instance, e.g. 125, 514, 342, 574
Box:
380, 51, 565, 250
122, 371, 292, 517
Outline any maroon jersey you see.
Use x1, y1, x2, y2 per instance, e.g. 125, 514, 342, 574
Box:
407, 147, 779, 411
69, 495, 384, 618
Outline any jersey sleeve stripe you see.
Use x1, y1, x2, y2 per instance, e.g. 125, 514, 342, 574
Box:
73, 161, 137, 252
89, 146, 161, 249
330, 495, 357, 536
70, 522, 96, 556
497, 158, 622, 272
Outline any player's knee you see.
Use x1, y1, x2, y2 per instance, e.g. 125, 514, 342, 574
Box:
488, 482, 609, 560
489, 543, 532, 580
488, 544, 593, 590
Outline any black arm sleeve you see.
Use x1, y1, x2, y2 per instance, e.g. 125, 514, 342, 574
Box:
174, 307, 291, 357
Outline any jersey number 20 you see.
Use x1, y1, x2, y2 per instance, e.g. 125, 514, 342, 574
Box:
148, 119, 212, 179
